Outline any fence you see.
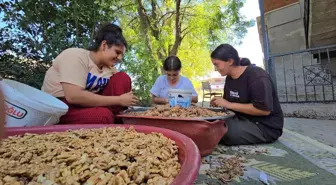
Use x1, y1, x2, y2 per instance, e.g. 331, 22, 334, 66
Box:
269, 44, 336, 103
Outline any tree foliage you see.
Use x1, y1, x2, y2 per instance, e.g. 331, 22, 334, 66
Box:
0, 0, 254, 105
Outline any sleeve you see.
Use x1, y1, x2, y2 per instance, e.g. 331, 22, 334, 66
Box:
56, 49, 89, 88
223, 78, 229, 99
150, 76, 163, 97
249, 77, 274, 111
185, 78, 198, 96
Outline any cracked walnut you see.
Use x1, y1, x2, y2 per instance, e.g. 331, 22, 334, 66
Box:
0, 127, 181, 185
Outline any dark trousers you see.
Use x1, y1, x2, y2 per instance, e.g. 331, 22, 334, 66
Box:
220, 115, 269, 146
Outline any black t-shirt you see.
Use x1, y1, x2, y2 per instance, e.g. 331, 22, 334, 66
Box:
224, 65, 284, 141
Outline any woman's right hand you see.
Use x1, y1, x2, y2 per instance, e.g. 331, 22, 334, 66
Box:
210, 97, 221, 107
119, 91, 139, 107
210, 97, 217, 107
151, 95, 169, 105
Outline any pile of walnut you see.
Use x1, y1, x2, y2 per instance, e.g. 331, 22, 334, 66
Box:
0, 127, 181, 185
206, 156, 245, 183
127, 105, 229, 118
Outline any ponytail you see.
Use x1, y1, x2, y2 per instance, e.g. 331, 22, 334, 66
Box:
89, 23, 127, 51
240, 58, 251, 66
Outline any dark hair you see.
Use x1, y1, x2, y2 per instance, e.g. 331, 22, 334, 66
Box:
163, 56, 182, 71
211, 44, 251, 66
89, 23, 128, 51
240, 58, 251, 66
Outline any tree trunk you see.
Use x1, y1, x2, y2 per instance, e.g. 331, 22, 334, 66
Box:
136, 0, 152, 52
169, 0, 182, 56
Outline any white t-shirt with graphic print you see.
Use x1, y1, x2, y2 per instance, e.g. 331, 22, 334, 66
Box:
42, 48, 117, 97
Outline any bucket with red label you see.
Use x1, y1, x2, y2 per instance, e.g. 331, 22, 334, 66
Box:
0, 79, 68, 127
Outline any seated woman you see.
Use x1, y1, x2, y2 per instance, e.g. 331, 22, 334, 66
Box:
41, 23, 138, 124
150, 56, 198, 105
210, 44, 284, 146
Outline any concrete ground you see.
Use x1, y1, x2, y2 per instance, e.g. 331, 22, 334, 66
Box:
196, 101, 336, 184
284, 118, 336, 147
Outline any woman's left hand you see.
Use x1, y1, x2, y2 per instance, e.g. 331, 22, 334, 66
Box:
211, 97, 232, 109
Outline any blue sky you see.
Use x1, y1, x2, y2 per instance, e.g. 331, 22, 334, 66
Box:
0, 12, 4, 28
235, 0, 263, 67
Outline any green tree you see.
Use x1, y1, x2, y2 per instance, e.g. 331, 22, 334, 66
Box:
0, 0, 116, 88
111, 0, 254, 104
0, 0, 253, 105
0, 0, 117, 60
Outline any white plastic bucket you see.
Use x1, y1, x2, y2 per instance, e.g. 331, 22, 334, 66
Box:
168, 89, 193, 108
0, 79, 68, 127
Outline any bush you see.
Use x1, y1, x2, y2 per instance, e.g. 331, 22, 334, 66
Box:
0, 53, 50, 89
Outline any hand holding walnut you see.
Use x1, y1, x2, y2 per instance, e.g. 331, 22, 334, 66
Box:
119, 91, 139, 107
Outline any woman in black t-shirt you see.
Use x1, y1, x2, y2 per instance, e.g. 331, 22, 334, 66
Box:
210, 44, 284, 146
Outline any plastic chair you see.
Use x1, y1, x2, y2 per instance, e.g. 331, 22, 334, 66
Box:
201, 81, 223, 107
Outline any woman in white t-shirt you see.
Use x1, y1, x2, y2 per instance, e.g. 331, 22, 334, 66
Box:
150, 56, 198, 104
42, 23, 138, 124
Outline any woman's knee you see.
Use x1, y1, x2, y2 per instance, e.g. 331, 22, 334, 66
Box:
221, 128, 242, 144
221, 120, 243, 145
110, 72, 131, 81
102, 72, 132, 96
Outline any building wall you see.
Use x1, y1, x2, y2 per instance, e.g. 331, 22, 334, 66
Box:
266, 2, 306, 54
257, 1, 305, 64
263, 2, 307, 102
257, 0, 336, 119
264, 0, 299, 13
308, 0, 336, 48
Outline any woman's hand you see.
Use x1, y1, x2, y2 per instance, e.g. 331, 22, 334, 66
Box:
210, 97, 232, 109
151, 95, 169, 105
119, 92, 139, 107
163, 98, 169, 104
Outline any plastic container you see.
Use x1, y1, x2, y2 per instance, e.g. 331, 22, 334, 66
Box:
117, 114, 229, 156
0, 79, 68, 127
4, 124, 201, 185
168, 89, 193, 108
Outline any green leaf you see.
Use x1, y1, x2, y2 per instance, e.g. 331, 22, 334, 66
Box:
0, 0, 252, 103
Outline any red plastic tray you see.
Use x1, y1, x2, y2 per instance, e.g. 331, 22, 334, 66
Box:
116, 115, 228, 157
4, 124, 201, 185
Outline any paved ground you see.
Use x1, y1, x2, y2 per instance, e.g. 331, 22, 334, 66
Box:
195, 140, 336, 185
284, 118, 336, 147
194, 102, 336, 184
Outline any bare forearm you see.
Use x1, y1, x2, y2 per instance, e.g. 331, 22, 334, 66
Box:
192, 96, 198, 103
227, 103, 271, 116
152, 96, 168, 105
66, 90, 120, 107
